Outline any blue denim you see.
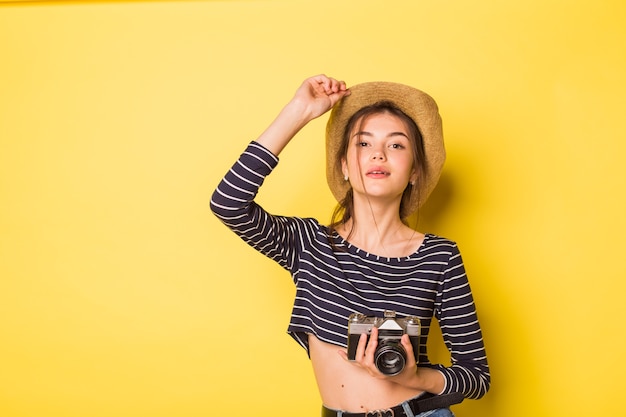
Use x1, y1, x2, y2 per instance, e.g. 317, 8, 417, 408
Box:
414, 409, 455, 417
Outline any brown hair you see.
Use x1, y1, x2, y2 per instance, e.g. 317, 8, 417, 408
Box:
328, 100, 427, 242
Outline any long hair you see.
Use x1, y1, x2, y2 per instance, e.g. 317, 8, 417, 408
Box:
328, 101, 427, 243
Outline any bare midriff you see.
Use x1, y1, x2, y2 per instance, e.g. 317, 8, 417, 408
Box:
308, 334, 424, 412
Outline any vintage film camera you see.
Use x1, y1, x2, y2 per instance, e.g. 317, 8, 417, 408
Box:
347, 310, 421, 376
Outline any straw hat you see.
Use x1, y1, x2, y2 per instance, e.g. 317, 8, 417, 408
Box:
325, 81, 446, 215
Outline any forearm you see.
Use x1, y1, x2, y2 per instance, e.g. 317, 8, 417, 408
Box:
394, 365, 446, 395
255, 75, 350, 156
255, 97, 315, 156
436, 363, 490, 399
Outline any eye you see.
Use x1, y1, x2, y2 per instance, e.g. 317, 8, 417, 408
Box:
357, 140, 369, 147
390, 143, 405, 149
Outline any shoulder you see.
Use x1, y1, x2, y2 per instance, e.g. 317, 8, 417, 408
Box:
418, 234, 467, 272
421, 234, 460, 254
279, 216, 328, 240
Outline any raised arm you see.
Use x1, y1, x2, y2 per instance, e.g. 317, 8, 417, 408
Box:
211, 75, 350, 270
256, 75, 350, 156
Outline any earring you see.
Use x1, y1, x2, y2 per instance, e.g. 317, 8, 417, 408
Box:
344, 175, 349, 181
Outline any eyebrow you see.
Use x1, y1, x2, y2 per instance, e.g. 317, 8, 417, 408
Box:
353, 131, 410, 139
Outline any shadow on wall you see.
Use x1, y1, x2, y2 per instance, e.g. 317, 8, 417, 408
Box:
411, 172, 455, 233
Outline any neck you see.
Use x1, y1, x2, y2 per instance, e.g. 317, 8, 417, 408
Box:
339, 195, 420, 257
352, 192, 403, 229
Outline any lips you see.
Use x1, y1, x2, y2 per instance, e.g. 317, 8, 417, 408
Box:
366, 167, 389, 177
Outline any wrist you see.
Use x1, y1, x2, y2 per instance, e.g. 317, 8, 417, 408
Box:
285, 96, 318, 124
414, 367, 446, 394
255, 99, 313, 156
395, 366, 446, 394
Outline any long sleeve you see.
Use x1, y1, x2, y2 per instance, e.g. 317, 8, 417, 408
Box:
430, 245, 490, 399
210, 141, 298, 271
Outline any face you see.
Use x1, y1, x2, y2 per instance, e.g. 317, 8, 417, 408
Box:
341, 112, 418, 205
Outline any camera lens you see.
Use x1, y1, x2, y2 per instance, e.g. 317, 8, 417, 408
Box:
374, 340, 406, 376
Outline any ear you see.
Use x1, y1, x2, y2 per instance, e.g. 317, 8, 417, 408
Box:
409, 169, 419, 186
341, 158, 348, 179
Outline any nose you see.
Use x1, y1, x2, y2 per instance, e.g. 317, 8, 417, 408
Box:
371, 149, 386, 161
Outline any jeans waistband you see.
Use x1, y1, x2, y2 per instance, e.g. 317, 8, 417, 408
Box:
321, 392, 463, 417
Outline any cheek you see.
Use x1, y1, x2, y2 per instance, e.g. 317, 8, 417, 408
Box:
344, 149, 364, 172
393, 155, 416, 178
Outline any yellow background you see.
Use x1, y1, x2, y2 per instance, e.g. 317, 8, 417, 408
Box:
1, 1, 625, 416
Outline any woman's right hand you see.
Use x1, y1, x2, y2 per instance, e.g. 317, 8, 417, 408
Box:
255, 75, 350, 156
291, 74, 351, 120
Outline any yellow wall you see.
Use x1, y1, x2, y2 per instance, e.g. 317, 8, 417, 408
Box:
1, 1, 625, 416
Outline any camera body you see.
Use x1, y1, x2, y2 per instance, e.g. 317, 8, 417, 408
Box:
347, 310, 421, 376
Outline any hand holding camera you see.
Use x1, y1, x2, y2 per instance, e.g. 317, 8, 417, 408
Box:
346, 310, 421, 377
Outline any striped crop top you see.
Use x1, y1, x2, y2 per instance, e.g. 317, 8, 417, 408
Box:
210, 141, 490, 399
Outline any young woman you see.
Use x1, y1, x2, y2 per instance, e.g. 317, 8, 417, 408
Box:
211, 75, 490, 417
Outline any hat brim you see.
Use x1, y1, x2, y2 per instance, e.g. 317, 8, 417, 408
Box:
325, 81, 446, 215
